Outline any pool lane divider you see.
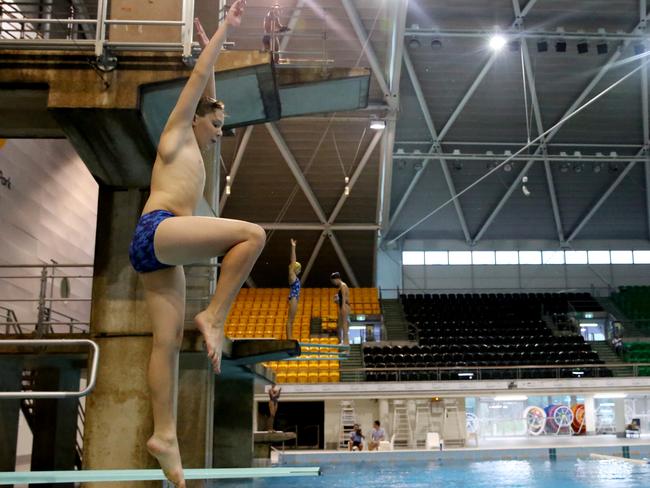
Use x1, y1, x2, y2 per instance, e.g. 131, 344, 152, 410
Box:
0, 467, 321, 484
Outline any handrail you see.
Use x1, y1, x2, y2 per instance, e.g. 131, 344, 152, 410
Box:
0, 339, 100, 399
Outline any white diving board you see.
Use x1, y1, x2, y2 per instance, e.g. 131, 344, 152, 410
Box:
0, 467, 321, 484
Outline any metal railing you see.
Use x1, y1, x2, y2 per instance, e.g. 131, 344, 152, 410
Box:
0, 338, 99, 399
0, 0, 196, 59
334, 362, 650, 382
0, 263, 93, 336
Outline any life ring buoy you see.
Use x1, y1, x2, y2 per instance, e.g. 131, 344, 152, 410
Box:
572, 404, 586, 434
546, 405, 573, 432
524, 406, 547, 436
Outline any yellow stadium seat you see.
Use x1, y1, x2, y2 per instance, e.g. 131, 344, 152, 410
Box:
318, 371, 330, 383
328, 370, 340, 382
286, 371, 298, 383
308, 371, 319, 383
276, 372, 287, 383
297, 371, 309, 383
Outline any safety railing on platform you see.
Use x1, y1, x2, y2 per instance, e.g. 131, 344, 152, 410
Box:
0, 264, 93, 336
323, 362, 650, 382
1, 0, 334, 68
0, 0, 196, 59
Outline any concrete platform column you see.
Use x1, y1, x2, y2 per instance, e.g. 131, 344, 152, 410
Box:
213, 374, 254, 468
0, 358, 22, 484
584, 395, 596, 434
30, 365, 81, 488
614, 398, 627, 436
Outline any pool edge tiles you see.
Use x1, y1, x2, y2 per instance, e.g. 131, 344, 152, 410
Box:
279, 444, 650, 465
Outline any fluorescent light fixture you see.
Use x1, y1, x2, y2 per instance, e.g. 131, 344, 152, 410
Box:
458, 372, 474, 377
585, 313, 594, 319
594, 393, 627, 399
572, 371, 585, 376
494, 395, 528, 401
600, 402, 615, 407
370, 119, 386, 130
356, 315, 366, 321
580, 322, 599, 328
489, 34, 507, 51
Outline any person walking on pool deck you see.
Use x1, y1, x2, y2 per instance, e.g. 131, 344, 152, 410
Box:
286, 238, 301, 340
330, 272, 350, 345
128, 2, 265, 487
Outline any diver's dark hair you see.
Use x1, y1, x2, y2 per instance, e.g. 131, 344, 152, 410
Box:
196, 96, 225, 116
330, 272, 341, 280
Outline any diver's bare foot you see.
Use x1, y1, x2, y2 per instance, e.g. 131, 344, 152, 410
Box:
195, 311, 224, 373
147, 435, 185, 488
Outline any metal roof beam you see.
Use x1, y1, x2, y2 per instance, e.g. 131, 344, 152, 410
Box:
395, 140, 644, 149
329, 129, 383, 224
385, 50, 470, 243
377, 0, 409, 233
393, 152, 648, 163
340, 0, 391, 101
473, 14, 650, 243
641, 0, 650, 242
301, 230, 327, 285
515, 0, 564, 244
265, 122, 328, 224
278, 0, 306, 53
328, 231, 360, 287
257, 223, 380, 230
567, 159, 639, 242
404, 29, 650, 42
218, 125, 253, 215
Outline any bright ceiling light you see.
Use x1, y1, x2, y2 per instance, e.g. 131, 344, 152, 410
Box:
494, 395, 528, 401
580, 322, 599, 328
489, 34, 507, 51
594, 393, 627, 399
370, 119, 386, 130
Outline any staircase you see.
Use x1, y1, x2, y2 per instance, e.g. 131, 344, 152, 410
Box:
338, 401, 357, 449
596, 297, 646, 337
590, 341, 633, 377
391, 401, 413, 448
340, 344, 364, 382
380, 299, 409, 341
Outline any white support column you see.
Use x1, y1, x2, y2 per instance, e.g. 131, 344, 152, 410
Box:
266, 122, 328, 223
328, 231, 360, 287
641, 0, 650, 241
584, 395, 596, 435
219, 125, 253, 215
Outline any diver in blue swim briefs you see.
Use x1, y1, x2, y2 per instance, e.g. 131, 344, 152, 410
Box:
128, 3, 266, 487
285, 238, 301, 340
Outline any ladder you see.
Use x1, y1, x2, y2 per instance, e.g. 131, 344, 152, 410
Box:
442, 401, 466, 447
413, 400, 432, 448
338, 401, 356, 449
391, 400, 413, 448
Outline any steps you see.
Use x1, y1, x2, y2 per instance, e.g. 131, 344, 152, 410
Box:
596, 297, 647, 338
590, 341, 633, 377
340, 344, 364, 382
380, 299, 409, 341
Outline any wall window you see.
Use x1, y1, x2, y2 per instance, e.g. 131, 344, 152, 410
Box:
472, 251, 495, 265
519, 251, 542, 265
449, 251, 472, 265
611, 250, 633, 264
402, 251, 424, 265
496, 251, 519, 265
425, 251, 448, 265
565, 250, 588, 264
542, 251, 565, 264
588, 251, 610, 265
633, 250, 650, 264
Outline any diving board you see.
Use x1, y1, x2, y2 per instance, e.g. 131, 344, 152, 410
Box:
0, 467, 321, 484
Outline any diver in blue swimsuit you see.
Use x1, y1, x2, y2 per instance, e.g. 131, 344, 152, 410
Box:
286, 238, 301, 340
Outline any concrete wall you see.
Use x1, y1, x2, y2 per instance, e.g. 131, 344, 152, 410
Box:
0, 138, 98, 328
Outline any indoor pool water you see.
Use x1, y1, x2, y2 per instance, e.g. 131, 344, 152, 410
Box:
212, 459, 650, 488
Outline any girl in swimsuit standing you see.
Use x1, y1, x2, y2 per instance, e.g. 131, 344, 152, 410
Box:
286, 238, 301, 340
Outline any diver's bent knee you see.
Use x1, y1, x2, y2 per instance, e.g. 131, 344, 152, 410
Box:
248, 224, 267, 248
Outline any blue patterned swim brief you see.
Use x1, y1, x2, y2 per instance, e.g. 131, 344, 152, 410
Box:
129, 210, 175, 273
